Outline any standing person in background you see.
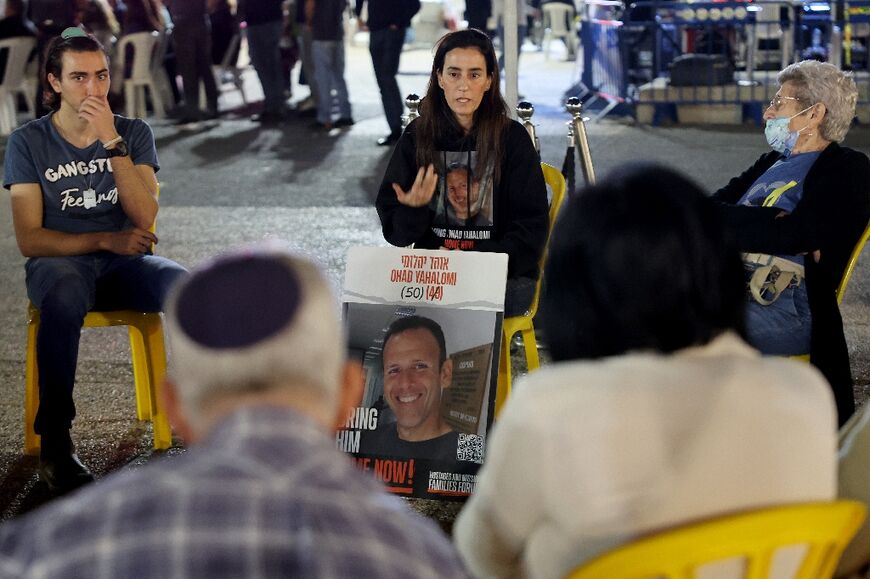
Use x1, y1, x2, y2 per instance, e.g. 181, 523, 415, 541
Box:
465, 0, 492, 33
355, 0, 420, 146
492, 0, 528, 71
165, 0, 218, 124
0, 0, 37, 82
29, 0, 79, 117
0, 0, 37, 40
294, 0, 318, 116
208, 0, 238, 66
78, 0, 120, 48
122, 0, 165, 34
306, 0, 353, 130
238, 0, 289, 124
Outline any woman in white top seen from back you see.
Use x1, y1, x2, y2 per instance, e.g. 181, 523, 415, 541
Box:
453, 165, 839, 579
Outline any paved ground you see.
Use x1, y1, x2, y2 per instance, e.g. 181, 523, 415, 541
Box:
0, 41, 868, 524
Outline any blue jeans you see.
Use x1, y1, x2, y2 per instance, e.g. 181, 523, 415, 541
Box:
369, 27, 406, 135
744, 281, 812, 356
312, 40, 352, 124
25, 253, 188, 435
247, 20, 287, 114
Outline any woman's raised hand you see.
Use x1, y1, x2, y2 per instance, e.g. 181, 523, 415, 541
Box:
392, 164, 438, 207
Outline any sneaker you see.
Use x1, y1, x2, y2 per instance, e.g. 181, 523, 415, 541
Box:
334, 117, 355, 128
309, 120, 333, 131
377, 131, 401, 146
296, 96, 316, 111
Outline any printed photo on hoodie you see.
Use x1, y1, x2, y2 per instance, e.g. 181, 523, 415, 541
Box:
432, 151, 494, 240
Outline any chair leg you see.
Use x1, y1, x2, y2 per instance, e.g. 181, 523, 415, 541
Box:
148, 82, 165, 119
124, 82, 135, 118
128, 326, 152, 420
24, 318, 41, 456
236, 72, 248, 105
522, 327, 540, 372
140, 315, 171, 450
495, 329, 513, 418
0, 93, 13, 136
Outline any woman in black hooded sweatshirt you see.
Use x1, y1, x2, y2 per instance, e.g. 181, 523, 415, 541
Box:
375, 28, 549, 316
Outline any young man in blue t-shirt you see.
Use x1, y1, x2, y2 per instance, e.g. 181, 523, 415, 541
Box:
4, 29, 187, 494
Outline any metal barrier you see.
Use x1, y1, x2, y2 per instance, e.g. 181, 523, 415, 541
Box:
580, 0, 631, 120
579, 0, 870, 124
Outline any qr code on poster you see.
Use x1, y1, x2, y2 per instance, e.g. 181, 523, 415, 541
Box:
456, 433, 485, 464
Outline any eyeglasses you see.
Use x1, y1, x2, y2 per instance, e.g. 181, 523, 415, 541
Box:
768, 95, 802, 111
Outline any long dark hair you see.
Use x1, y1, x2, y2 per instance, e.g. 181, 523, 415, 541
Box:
43, 31, 108, 111
540, 165, 746, 361
416, 29, 509, 183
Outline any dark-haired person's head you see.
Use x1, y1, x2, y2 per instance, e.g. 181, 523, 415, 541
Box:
416, 28, 510, 185
43, 28, 108, 111
420, 28, 508, 136
381, 316, 453, 442
540, 165, 745, 362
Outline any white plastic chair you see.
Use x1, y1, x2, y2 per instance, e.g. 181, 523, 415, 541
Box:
201, 32, 247, 109
116, 31, 165, 119
542, 3, 577, 60
412, 0, 447, 46
0, 36, 36, 135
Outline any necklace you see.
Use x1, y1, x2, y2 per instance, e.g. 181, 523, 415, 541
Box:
52, 114, 98, 149
51, 113, 103, 207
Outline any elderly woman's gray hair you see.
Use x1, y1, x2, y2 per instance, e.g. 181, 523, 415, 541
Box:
778, 60, 858, 143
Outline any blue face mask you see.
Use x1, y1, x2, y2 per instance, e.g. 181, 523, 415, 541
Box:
764, 105, 813, 157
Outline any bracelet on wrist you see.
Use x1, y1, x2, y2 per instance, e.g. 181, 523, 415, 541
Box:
102, 136, 123, 149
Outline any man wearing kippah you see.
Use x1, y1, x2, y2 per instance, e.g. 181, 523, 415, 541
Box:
3, 28, 187, 494
0, 246, 471, 579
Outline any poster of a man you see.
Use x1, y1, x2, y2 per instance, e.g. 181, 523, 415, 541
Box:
445, 163, 491, 227
341, 247, 507, 500
359, 316, 458, 460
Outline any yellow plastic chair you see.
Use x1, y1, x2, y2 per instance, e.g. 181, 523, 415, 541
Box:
837, 221, 870, 305
567, 500, 867, 579
494, 163, 566, 417
791, 221, 869, 364
23, 186, 172, 455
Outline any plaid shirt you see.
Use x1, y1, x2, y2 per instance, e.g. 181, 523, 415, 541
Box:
0, 407, 470, 579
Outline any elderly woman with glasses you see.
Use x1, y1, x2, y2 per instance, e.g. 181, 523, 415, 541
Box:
713, 60, 870, 426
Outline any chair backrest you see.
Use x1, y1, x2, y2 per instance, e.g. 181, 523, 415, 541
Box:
567, 500, 867, 579
0, 36, 36, 90
837, 221, 870, 304
524, 162, 567, 319
116, 31, 158, 82
543, 3, 575, 36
